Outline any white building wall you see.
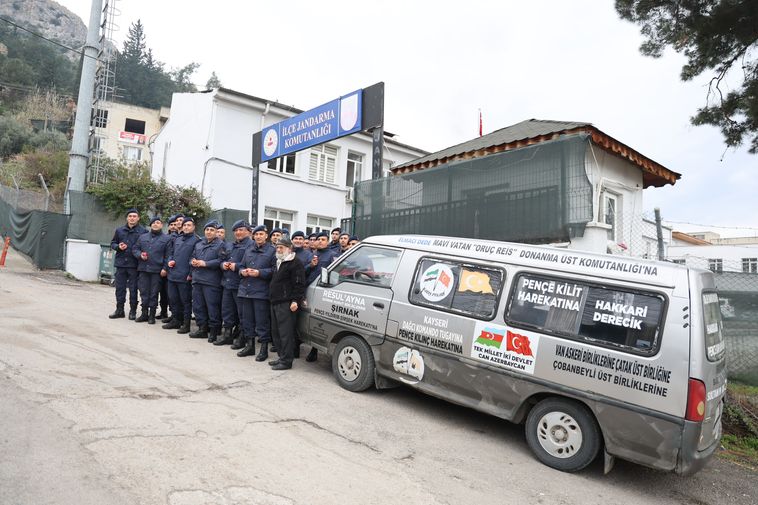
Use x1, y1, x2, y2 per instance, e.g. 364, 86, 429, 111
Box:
667, 244, 758, 272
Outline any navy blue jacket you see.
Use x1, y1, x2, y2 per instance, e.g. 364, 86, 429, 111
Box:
165, 231, 181, 261
219, 237, 252, 290
191, 237, 223, 286
110, 224, 146, 269
167, 233, 200, 283
294, 246, 314, 279
307, 247, 338, 284
132, 230, 171, 273
237, 241, 276, 299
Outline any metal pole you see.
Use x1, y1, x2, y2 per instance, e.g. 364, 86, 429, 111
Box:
66, 0, 103, 213
38, 174, 50, 212
654, 207, 665, 261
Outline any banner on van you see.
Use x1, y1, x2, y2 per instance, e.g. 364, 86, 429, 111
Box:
471, 322, 540, 374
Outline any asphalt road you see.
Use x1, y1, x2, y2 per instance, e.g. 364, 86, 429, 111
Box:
1, 249, 756, 505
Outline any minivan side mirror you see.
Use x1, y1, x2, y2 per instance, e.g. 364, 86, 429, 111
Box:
320, 268, 330, 286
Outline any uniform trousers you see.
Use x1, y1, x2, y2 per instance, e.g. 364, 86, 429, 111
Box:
192, 283, 222, 329
239, 297, 271, 343
221, 288, 242, 329
137, 271, 162, 309
168, 280, 192, 322
114, 267, 139, 308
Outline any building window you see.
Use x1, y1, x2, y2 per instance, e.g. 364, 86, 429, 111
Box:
670, 259, 685, 265
267, 154, 296, 175
306, 214, 333, 236
346, 152, 363, 187
742, 258, 758, 273
382, 159, 394, 178
122, 145, 142, 162
309, 144, 338, 184
708, 259, 723, 273
602, 192, 619, 242
263, 208, 294, 233
124, 118, 146, 134
92, 108, 108, 128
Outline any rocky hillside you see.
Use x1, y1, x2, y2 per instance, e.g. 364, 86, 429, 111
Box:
0, 0, 87, 56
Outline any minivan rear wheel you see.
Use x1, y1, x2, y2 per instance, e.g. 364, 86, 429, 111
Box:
332, 336, 375, 392
525, 398, 601, 472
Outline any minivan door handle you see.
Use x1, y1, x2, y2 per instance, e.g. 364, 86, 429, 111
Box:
373, 302, 385, 309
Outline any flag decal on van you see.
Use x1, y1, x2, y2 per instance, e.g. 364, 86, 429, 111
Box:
475, 328, 504, 348
459, 269, 494, 294
506, 330, 533, 357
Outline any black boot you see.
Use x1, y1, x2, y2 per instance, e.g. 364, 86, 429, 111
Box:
189, 324, 209, 339
255, 342, 269, 362
135, 308, 149, 323
162, 317, 181, 330
232, 324, 241, 338
109, 304, 125, 319
128, 307, 137, 320
176, 319, 191, 334
161, 314, 173, 324
305, 347, 318, 362
230, 335, 244, 350
236, 337, 256, 357
213, 327, 235, 346
148, 308, 157, 325
157, 307, 167, 320
207, 327, 220, 343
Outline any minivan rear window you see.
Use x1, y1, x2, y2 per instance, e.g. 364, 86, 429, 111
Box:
702, 292, 725, 361
506, 273, 666, 354
409, 258, 504, 320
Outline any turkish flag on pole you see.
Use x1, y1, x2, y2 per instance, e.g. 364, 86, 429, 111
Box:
479, 109, 483, 137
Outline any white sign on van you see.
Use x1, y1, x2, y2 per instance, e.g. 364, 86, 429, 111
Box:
418, 263, 455, 302
393, 346, 425, 381
470, 322, 540, 375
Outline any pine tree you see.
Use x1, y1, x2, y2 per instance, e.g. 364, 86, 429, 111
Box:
205, 71, 222, 89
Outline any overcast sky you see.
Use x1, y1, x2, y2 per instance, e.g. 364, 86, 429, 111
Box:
56, 0, 756, 237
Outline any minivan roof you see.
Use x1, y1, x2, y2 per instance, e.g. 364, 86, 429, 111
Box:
362, 235, 693, 289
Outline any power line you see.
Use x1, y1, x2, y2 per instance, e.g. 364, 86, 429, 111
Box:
662, 220, 758, 233
0, 15, 100, 62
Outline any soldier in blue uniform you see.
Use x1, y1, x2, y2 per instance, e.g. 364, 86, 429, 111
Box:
337, 232, 351, 255
189, 221, 224, 342
290, 231, 314, 280
236, 225, 276, 361
108, 208, 146, 320
132, 216, 171, 324
161, 214, 182, 326
216, 223, 226, 242
303, 231, 339, 362
166, 217, 200, 334
329, 227, 342, 252
214, 220, 252, 347
270, 227, 283, 246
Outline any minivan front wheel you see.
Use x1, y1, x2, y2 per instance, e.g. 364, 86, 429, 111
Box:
525, 398, 601, 472
332, 336, 375, 392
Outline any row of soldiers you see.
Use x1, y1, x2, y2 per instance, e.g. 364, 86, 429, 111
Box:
108, 208, 358, 369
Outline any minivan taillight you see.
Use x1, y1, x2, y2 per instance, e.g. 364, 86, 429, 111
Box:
686, 378, 706, 422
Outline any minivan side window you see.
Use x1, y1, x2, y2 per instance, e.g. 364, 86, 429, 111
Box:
331, 246, 401, 288
506, 273, 665, 354
409, 258, 504, 320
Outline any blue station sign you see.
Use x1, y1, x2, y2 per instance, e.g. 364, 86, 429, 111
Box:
260, 89, 363, 162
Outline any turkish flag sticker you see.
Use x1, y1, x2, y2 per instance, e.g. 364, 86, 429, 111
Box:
506, 330, 533, 357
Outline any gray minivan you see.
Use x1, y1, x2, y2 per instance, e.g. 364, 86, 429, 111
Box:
298, 235, 726, 475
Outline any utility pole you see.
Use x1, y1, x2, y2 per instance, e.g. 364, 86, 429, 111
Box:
65, 0, 103, 213
654, 207, 665, 261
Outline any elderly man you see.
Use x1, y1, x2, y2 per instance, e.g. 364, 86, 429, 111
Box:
189, 221, 224, 342
108, 208, 146, 320
237, 225, 276, 361
267, 236, 306, 370
214, 220, 252, 347
166, 218, 200, 334
132, 216, 171, 324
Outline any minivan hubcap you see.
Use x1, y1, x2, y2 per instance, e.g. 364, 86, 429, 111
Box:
536, 411, 583, 458
337, 346, 361, 382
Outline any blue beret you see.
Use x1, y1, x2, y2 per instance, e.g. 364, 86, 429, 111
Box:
175, 213, 185, 219
291, 231, 305, 239
339, 232, 350, 238
349, 235, 358, 241
183, 217, 194, 225
167, 214, 178, 224
282, 228, 289, 235
271, 227, 282, 234
204, 220, 218, 230
252, 225, 267, 233
125, 208, 139, 217
316, 231, 329, 239
149, 216, 162, 225
216, 223, 224, 230
231, 219, 248, 231
308, 233, 317, 239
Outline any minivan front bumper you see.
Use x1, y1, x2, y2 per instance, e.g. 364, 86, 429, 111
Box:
676, 420, 720, 476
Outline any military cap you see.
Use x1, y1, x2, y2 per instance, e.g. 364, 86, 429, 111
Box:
252, 225, 268, 234
316, 231, 329, 239
291, 231, 305, 239
148, 216, 162, 225
231, 219, 249, 231
125, 208, 139, 217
